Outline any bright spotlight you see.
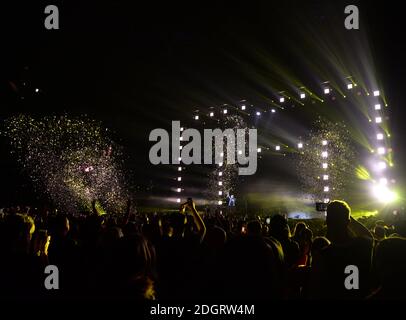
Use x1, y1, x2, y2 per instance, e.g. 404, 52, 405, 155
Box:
300, 93, 306, 99
218, 181, 223, 186
209, 112, 214, 117
323, 174, 329, 180
377, 133, 384, 140
178, 167, 182, 171
178, 157, 182, 161
279, 97, 285, 103
271, 109, 276, 113
194, 115, 199, 120
324, 186, 330, 192
223, 109, 228, 114
375, 117, 382, 123
256, 111, 261, 116
219, 172, 223, 176
373, 90, 380, 96
377, 147, 386, 155
322, 140, 328, 146
177, 188, 181, 193
379, 178, 388, 185
322, 151, 328, 158
322, 163, 328, 169
238, 150, 243, 155
177, 198, 181, 203
375, 104, 381, 110
378, 162, 387, 170
179, 137, 183, 141
180, 127, 184, 132
35, 88, 40, 93
241, 105, 246, 110
324, 198, 330, 203
218, 200, 223, 205
219, 162, 223, 167
177, 177, 182, 181
179, 146, 183, 150
347, 83, 353, 89
324, 88, 330, 94
275, 145, 280, 151
220, 152, 224, 157
218, 191, 223, 196
257, 148, 262, 153
298, 143, 303, 149
372, 184, 396, 203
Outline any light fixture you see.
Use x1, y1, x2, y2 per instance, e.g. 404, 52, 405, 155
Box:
178, 167, 182, 171
322, 151, 328, 158
177, 177, 182, 181
256, 111, 261, 116
377, 147, 386, 155
324, 186, 330, 192
375, 117, 382, 123
218, 191, 223, 196
223, 109, 228, 114
378, 162, 387, 170
373, 90, 380, 96
279, 97, 285, 103
377, 133, 384, 140
379, 178, 388, 185
324, 198, 330, 203
178, 157, 182, 161
218, 181, 223, 186
209, 112, 214, 117
194, 115, 199, 120
180, 127, 184, 132
177, 198, 181, 203
218, 200, 223, 205
324, 88, 330, 94
241, 105, 246, 110
323, 175, 329, 180
275, 145, 280, 151
347, 83, 353, 89
300, 93, 305, 99
257, 148, 262, 152
177, 188, 181, 193
219, 172, 223, 176
322, 163, 328, 169
271, 109, 276, 113
238, 150, 242, 155
322, 140, 328, 146
220, 152, 224, 157
298, 143, 303, 149
375, 104, 381, 110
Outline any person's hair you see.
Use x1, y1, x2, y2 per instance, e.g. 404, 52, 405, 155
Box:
247, 220, 262, 236
292, 222, 307, 238
311, 236, 330, 253
326, 200, 351, 227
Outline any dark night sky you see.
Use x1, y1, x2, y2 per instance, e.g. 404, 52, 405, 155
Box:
1, 0, 405, 207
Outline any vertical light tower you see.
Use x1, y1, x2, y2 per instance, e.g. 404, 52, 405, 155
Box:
321, 139, 330, 203
176, 125, 185, 204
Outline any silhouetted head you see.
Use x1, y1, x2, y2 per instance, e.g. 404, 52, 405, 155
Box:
247, 220, 262, 236
0, 214, 35, 254
374, 225, 386, 240
326, 200, 350, 229
269, 214, 290, 241
169, 212, 187, 237
204, 226, 227, 249
292, 222, 307, 239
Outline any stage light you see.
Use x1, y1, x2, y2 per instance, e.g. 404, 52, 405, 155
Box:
375, 117, 382, 123
178, 167, 182, 171
322, 163, 328, 169
324, 88, 330, 94
372, 184, 397, 203
179, 146, 183, 150
35, 88, 39, 93
323, 174, 329, 180
220, 152, 224, 157
322, 140, 328, 146
300, 93, 305, 99
324, 198, 330, 203
271, 109, 276, 113
275, 145, 280, 151
177, 188, 181, 192
257, 148, 262, 153
177, 177, 182, 181
256, 111, 261, 116
298, 143, 303, 149
379, 178, 388, 185
378, 162, 387, 170
218, 181, 223, 186
377, 147, 386, 155
280, 97, 285, 103
210, 112, 214, 117
347, 83, 353, 89
180, 137, 183, 141
177, 198, 181, 203
375, 104, 381, 110
218, 200, 223, 205
180, 127, 184, 132
238, 150, 242, 155
373, 90, 380, 96
322, 151, 328, 158
223, 109, 228, 114
219, 172, 223, 176
194, 115, 199, 120
377, 133, 384, 140
218, 191, 223, 196
219, 162, 223, 167
241, 105, 246, 110
178, 157, 182, 161
324, 186, 329, 192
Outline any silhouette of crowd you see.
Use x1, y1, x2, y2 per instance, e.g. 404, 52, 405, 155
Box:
1, 199, 406, 300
